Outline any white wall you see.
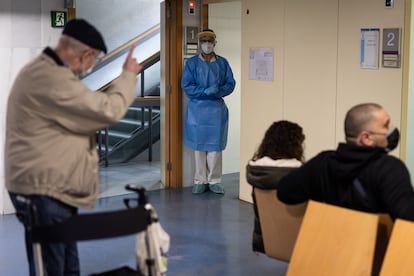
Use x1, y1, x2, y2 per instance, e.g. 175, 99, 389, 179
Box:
76, 0, 162, 53
239, 0, 406, 203
209, 2, 242, 174
0, 0, 63, 214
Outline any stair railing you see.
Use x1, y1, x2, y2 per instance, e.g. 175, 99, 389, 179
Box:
98, 52, 161, 167
92, 24, 161, 167
93, 24, 160, 74
131, 96, 161, 162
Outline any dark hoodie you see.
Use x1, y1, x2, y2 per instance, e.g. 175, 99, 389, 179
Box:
277, 143, 414, 221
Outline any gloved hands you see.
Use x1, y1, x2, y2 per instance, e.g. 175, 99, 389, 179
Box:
204, 85, 218, 96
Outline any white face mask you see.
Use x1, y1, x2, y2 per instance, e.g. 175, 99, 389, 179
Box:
84, 66, 94, 75
201, 42, 215, 54
79, 64, 94, 78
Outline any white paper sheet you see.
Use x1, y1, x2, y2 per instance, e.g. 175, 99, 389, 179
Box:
249, 49, 274, 81
360, 28, 380, 69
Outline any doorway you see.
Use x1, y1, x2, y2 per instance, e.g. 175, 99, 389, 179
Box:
161, 0, 241, 189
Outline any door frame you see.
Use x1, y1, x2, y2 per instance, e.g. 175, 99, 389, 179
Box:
162, 0, 183, 188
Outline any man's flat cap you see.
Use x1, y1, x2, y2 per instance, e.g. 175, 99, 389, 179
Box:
62, 19, 107, 53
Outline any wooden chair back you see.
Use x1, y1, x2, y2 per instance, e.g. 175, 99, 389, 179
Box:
287, 200, 379, 276
255, 188, 307, 262
380, 218, 414, 276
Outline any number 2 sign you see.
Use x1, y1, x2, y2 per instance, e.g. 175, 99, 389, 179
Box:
382, 28, 401, 68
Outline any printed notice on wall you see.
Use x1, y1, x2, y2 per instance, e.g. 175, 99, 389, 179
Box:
249, 49, 274, 81
360, 28, 380, 69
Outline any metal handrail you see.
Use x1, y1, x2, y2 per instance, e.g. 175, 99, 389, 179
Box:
91, 24, 161, 167
98, 52, 160, 93
97, 52, 161, 166
101, 24, 160, 64
97, 97, 161, 167
132, 97, 161, 162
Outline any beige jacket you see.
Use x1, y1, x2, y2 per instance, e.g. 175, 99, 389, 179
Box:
5, 49, 137, 209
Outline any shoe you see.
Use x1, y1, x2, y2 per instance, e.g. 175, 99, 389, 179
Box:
209, 183, 225, 194
192, 184, 208, 194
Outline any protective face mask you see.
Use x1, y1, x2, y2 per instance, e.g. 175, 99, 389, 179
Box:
385, 127, 400, 152
201, 42, 214, 54
80, 65, 94, 78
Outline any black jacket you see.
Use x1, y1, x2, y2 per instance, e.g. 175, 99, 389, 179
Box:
277, 143, 414, 220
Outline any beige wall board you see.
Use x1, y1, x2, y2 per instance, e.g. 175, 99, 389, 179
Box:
209, 2, 242, 174
240, 0, 286, 202
283, 0, 339, 158
336, 0, 404, 155
239, 0, 406, 202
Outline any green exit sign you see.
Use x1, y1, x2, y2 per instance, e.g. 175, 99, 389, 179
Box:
51, 11, 67, 28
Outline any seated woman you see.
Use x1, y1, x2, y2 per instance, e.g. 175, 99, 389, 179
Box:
246, 120, 305, 253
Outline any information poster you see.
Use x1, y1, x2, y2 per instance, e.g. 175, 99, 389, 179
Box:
360, 28, 380, 69
249, 49, 274, 81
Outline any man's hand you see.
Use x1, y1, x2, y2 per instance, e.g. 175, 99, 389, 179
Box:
123, 45, 143, 75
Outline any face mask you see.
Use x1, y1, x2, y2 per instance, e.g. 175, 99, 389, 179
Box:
385, 127, 400, 152
201, 42, 214, 54
79, 64, 94, 78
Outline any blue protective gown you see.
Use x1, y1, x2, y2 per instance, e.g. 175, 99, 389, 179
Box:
181, 54, 236, 151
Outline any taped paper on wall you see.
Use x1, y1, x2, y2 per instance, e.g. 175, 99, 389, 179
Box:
360, 28, 380, 69
249, 49, 274, 81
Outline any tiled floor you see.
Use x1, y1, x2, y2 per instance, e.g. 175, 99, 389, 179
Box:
0, 165, 289, 275
98, 141, 163, 198
98, 160, 162, 198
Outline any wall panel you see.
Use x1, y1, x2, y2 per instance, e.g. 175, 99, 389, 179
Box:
239, 0, 405, 203
240, 0, 286, 201
284, 0, 339, 158
336, 0, 405, 150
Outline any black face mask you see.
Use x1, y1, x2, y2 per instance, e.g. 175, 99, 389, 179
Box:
385, 127, 400, 152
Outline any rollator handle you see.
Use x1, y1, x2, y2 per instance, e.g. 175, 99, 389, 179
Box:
124, 184, 149, 207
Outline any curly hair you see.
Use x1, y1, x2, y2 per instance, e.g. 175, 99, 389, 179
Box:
252, 120, 305, 162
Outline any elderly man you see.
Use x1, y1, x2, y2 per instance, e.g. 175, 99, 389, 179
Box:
181, 28, 236, 195
277, 103, 414, 221
5, 19, 142, 275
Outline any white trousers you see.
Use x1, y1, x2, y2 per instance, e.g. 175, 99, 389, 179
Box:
194, 151, 222, 184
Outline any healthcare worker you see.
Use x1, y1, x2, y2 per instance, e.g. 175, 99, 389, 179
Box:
181, 29, 236, 194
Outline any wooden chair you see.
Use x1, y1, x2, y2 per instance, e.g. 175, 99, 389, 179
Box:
380, 219, 414, 276
254, 188, 307, 262
287, 200, 380, 276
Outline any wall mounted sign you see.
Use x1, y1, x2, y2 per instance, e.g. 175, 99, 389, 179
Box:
51, 11, 67, 28
184, 26, 199, 56
382, 28, 401, 68
360, 28, 380, 69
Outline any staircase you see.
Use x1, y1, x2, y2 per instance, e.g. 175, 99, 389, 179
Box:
86, 25, 161, 166
97, 102, 160, 165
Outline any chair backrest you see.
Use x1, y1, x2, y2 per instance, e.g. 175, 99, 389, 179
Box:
254, 188, 307, 262
380, 219, 414, 276
287, 200, 379, 276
